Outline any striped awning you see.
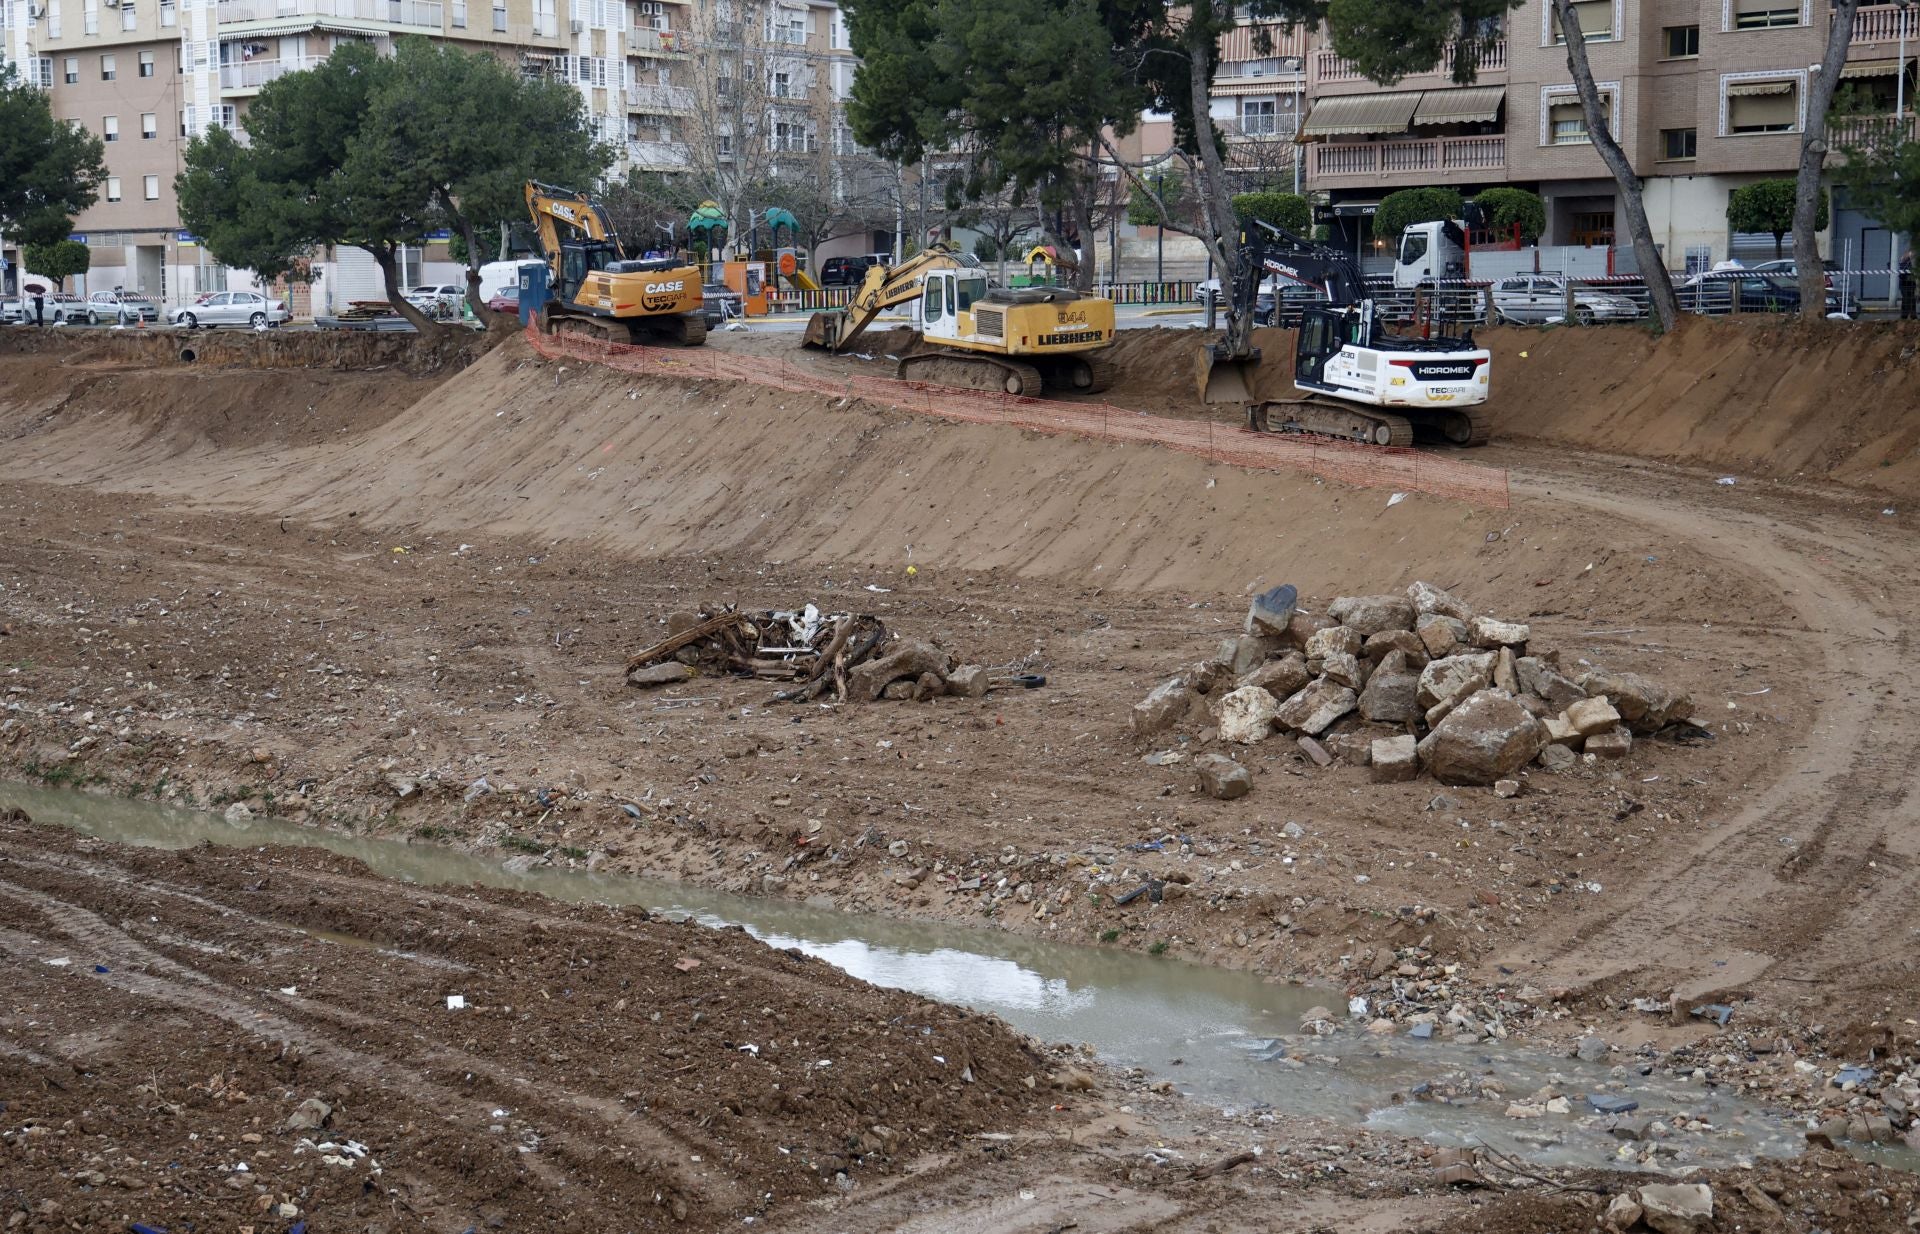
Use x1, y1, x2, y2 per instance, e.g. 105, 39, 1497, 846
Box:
1841, 57, 1909, 79
1412, 85, 1505, 125
215, 17, 381, 36
1726, 80, 1796, 96
1301, 90, 1421, 137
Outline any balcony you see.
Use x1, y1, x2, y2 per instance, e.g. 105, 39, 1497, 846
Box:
1308, 134, 1504, 188
214, 0, 442, 29
1852, 4, 1917, 43
628, 138, 688, 168
220, 53, 327, 90
625, 82, 693, 111
1828, 112, 1917, 153
1312, 39, 1505, 88
629, 27, 684, 53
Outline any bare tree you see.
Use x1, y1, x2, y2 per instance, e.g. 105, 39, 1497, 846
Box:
953, 181, 1037, 282
1794, 0, 1866, 318
1549, 0, 1679, 330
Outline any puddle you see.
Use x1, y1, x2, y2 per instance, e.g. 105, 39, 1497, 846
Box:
4, 782, 1891, 1174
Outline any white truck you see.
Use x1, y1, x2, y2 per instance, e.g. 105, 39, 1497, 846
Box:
1392, 219, 1634, 288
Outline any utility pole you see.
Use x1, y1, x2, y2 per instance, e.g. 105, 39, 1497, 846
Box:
1154, 170, 1164, 285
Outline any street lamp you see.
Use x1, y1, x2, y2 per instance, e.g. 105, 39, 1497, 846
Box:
1154, 170, 1165, 286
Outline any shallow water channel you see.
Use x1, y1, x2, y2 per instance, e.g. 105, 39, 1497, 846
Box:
1, 782, 1840, 1174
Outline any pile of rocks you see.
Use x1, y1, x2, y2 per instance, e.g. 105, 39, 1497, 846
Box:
1133, 581, 1694, 789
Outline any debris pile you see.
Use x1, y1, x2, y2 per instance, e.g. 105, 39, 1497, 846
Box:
1134, 581, 1697, 788
625, 604, 999, 703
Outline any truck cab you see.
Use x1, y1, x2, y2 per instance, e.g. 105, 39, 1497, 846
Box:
1392, 220, 1470, 289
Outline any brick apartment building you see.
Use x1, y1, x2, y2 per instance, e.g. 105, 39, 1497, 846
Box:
0, 0, 869, 308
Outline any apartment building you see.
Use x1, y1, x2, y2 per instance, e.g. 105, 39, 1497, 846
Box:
0, 0, 868, 304
1299, 0, 1914, 274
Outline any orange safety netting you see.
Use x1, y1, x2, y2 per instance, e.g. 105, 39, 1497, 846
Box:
525, 326, 1511, 510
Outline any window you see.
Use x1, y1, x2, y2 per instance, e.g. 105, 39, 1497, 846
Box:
1552, 0, 1611, 41
716, 74, 732, 96
102, 114, 118, 141
1664, 25, 1698, 57
106, 176, 122, 202
771, 70, 791, 98
179, 108, 187, 136
1733, 0, 1800, 29
1241, 98, 1277, 135
492, 3, 505, 29
100, 53, 115, 79
161, 0, 174, 26
1728, 80, 1797, 132
1549, 100, 1588, 143
137, 111, 155, 138
923, 275, 945, 321
1661, 126, 1697, 158
83, 0, 97, 34
120, 2, 133, 31
139, 49, 154, 76
34, 57, 53, 87
143, 174, 159, 200
451, 0, 464, 25
64, 56, 78, 83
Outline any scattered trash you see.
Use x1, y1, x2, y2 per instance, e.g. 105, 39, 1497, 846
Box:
673, 957, 701, 973
279, 986, 300, 996
42, 957, 70, 967
446, 994, 466, 1010
92, 964, 109, 974
1386, 492, 1408, 508
619, 803, 646, 819
1587, 1094, 1640, 1114
863, 584, 893, 593
1690, 1003, 1733, 1027
1832, 1065, 1876, 1088
1716, 476, 1738, 486
1883, 507, 1897, 516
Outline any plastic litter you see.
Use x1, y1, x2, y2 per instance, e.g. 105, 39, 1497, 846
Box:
446, 994, 466, 1010
1716, 476, 1737, 486
1386, 492, 1408, 507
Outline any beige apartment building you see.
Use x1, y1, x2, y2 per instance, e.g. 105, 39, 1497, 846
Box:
0, 0, 867, 307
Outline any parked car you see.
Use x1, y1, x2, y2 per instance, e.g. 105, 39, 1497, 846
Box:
1265, 282, 1331, 327
485, 286, 520, 314
3, 292, 83, 324
404, 284, 465, 314
169, 290, 290, 329
1196, 276, 1281, 310
819, 256, 873, 287
1676, 271, 1840, 315
1491, 274, 1643, 325
84, 290, 160, 324
1745, 258, 1839, 296
700, 282, 743, 327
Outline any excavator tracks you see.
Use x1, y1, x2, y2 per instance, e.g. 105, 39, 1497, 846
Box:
1432, 407, 1491, 447
1248, 399, 1415, 448
1036, 353, 1117, 395
896, 353, 1043, 398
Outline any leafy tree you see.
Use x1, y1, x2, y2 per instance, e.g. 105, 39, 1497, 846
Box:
1322, 0, 1517, 85
1473, 187, 1544, 244
1375, 187, 1464, 241
356, 37, 610, 322
23, 238, 90, 290
1727, 179, 1827, 259
1791, 0, 1865, 316
1231, 191, 1310, 235
1834, 131, 1920, 235
0, 63, 108, 247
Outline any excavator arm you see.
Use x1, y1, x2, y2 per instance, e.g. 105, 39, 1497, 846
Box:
524, 181, 623, 279
1201, 218, 1376, 403
805, 244, 967, 352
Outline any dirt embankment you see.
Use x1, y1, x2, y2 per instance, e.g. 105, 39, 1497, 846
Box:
1479, 316, 1920, 497
0, 323, 493, 376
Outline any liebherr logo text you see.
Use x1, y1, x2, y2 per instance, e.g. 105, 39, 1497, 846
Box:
644, 280, 686, 294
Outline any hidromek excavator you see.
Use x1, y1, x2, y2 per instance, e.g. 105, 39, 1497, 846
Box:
523, 181, 708, 346
1200, 219, 1492, 447
802, 243, 1117, 397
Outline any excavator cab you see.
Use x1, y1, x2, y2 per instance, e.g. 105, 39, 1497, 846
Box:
1294, 307, 1344, 388
558, 240, 621, 303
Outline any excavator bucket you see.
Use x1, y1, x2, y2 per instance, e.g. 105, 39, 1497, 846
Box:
1196, 342, 1261, 404
801, 309, 845, 350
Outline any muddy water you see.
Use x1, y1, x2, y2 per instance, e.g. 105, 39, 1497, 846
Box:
1, 783, 1849, 1174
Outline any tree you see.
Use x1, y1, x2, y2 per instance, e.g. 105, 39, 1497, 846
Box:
1473, 186, 1544, 244
1322, 0, 1515, 84
23, 238, 90, 290
1549, 0, 1679, 330
1833, 130, 1920, 235
1231, 191, 1310, 235
1792, 0, 1864, 317
0, 63, 108, 247
357, 37, 610, 323
177, 44, 444, 335
1374, 187, 1463, 241
1728, 179, 1827, 259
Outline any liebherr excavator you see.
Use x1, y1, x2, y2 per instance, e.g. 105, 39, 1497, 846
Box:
1200, 219, 1491, 447
802, 244, 1117, 397
524, 181, 708, 346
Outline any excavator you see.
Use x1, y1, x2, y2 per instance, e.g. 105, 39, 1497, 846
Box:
802, 243, 1117, 396
1200, 219, 1491, 446
523, 181, 708, 346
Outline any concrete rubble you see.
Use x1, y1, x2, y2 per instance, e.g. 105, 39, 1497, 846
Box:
1131, 581, 1695, 786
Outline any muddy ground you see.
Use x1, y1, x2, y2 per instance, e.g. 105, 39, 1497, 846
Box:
2, 326, 1919, 1229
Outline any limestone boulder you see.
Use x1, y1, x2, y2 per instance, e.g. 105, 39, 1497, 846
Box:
1418, 652, 1496, 708
1406, 581, 1474, 621
1304, 624, 1365, 661
1193, 753, 1253, 800
1216, 633, 1284, 677
1274, 680, 1357, 736
1363, 628, 1428, 666
1216, 686, 1280, 744
1416, 613, 1468, 658
1329, 594, 1416, 637
1468, 615, 1531, 648
1321, 651, 1365, 690
1417, 690, 1549, 785
1357, 660, 1423, 725
1370, 734, 1419, 782
1637, 1183, 1712, 1234
1285, 609, 1334, 651
1565, 696, 1622, 736
1579, 669, 1694, 733
1132, 677, 1194, 737
1516, 655, 1587, 712
1238, 653, 1311, 698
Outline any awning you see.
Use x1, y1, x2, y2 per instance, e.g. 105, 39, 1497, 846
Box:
1412, 84, 1505, 126
1301, 91, 1421, 137
216, 17, 381, 36
1841, 57, 1908, 79
1726, 80, 1795, 96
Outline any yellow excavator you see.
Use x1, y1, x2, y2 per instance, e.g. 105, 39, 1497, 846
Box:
802, 244, 1116, 396
524, 181, 707, 346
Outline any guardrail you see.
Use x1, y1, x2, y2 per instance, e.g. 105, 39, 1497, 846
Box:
524, 325, 1512, 509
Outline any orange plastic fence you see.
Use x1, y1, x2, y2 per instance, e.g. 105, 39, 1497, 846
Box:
524, 326, 1512, 510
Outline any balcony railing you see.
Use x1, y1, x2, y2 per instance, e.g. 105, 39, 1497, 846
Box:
625, 82, 693, 110
219, 53, 326, 89
629, 27, 682, 53
1829, 112, 1918, 150
1313, 39, 1505, 85
628, 138, 688, 168
1853, 3, 1917, 41
1311, 135, 1504, 180
214, 0, 442, 28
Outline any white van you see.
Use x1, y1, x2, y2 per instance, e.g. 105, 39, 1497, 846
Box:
477, 260, 545, 303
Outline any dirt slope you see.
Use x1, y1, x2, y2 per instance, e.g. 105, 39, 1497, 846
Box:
1479, 316, 1920, 496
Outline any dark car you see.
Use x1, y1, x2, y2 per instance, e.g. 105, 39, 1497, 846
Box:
486, 286, 520, 314
1677, 272, 1840, 315
819, 256, 873, 287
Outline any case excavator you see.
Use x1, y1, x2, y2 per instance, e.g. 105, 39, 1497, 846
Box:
524, 181, 708, 346
802, 244, 1117, 396
1200, 219, 1491, 446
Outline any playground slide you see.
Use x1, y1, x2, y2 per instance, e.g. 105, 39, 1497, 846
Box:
788, 268, 822, 292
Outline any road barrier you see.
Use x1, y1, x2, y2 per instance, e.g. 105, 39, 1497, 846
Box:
525, 325, 1512, 510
